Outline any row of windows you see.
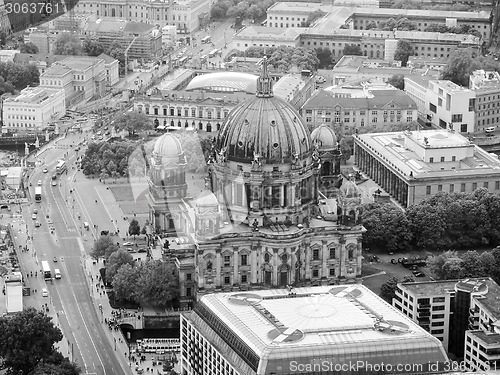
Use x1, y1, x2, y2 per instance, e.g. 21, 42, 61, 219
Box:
5, 123, 36, 127
6, 114, 36, 120
140, 106, 230, 118
306, 116, 413, 124
218, 268, 339, 285
426, 181, 500, 194
306, 109, 414, 116
268, 16, 306, 22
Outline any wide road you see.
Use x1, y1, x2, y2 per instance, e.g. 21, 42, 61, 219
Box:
25, 130, 132, 375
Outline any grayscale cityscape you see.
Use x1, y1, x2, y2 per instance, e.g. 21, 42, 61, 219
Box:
0, 0, 499, 374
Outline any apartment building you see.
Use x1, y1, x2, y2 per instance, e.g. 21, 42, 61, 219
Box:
354, 129, 500, 207
469, 70, 500, 133
301, 88, 417, 132
73, 0, 211, 33
2, 87, 65, 133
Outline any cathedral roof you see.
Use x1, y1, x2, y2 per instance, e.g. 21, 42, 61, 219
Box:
152, 133, 185, 165
311, 124, 337, 151
217, 57, 312, 164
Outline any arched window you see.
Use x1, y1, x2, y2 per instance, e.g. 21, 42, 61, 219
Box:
264, 253, 270, 263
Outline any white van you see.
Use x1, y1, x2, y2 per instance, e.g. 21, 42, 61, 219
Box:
83, 222, 89, 230
54, 269, 61, 279
485, 126, 496, 133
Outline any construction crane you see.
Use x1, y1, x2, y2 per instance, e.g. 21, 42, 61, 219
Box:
124, 35, 139, 73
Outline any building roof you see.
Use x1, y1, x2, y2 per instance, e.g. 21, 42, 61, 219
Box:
5, 87, 62, 104
59, 57, 101, 71
272, 74, 309, 102
123, 21, 155, 34
399, 279, 460, 296
355, 130, 500, 180
467, 330, 500, 346
185, 72, 259, 93
466, 278, 500, 322
303, 88, 416, 110
235, 25, 301, 41
190, 284, 448, 372
43, 63, 72, 76
97, 53, 117, 64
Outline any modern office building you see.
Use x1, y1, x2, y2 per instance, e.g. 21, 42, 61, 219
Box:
394, 277, 500, 368
180, 284, 449, 375
2, 87, 65, 133
405, 70, 500, 134
354, 129, 500, 207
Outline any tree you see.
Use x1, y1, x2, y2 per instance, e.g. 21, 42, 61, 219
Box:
113, 111, 153, 137
316, 47, 334, 69
380, 276, 399, 302
128, 219, 141, 239
135, 260, 179, 307
247, 4, 264, 21
106, 249, 134, 281
361, 203, 412, 253
19, 42, 39, 54
427, 250, 463, 280
339, 137, 352, 163
210, 2, 230, 20
106, 41, 125, 67
54, 32, 83, 55
0, 308, 66, 375
342, 44, 363, 56
402, 275, 415, 283
461, 250, 487, 278
31, 351, 80, 375
112, 263, 141, 302
90, 235, 119, 260
440, 49, 477, 87
388, 74, 405, 90
394, 40, 414, 67
83, 37, 105, 56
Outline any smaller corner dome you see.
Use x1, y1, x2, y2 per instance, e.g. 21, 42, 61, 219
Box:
153, 133, 183, 158
195, 190, 219, 207
311, 124, 337, 150
340, 177, 361, 198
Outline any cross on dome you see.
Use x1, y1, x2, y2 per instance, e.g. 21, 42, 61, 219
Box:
256, 56, 273, 98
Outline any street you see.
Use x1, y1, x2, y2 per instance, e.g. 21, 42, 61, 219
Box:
20, 128, 134, 375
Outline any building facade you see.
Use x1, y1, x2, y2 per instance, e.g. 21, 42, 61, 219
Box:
301, 88, 418, 133
73, 0, 212, 33
2, 87, 65, 133
181, 285, 449, 375
354, 129, 500, 207
147, 59, 366, 305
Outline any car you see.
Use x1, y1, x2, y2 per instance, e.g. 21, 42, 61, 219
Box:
51, 181, 57, 186
41, 288, 49, 297
138, 248, 148, 253
31, 214, 36, 220
486, 126, 496, 133
51, 175, 57, 180
123, 241, 134, 246
33, 208, 37, 214
37, 180, 42, 186
35, 221, 41, 227
42, 168, 48, 173
126, 248, 137, 253
414, 271, 425, 277
53, 257, 58, 262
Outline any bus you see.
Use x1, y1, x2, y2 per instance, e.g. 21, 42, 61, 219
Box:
200, 55, 207, 63
178, 56, 188, 65
35, 186, 42, 202
41, 261, 51, 280
55, 160, 67, 175
201, 36, 210, 44
208, 49, 219, 58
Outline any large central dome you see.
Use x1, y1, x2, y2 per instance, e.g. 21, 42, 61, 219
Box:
216, 58, 312, 164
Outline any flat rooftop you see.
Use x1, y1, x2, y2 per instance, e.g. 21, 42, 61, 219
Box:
189, 285, 448, 371
235, 25, 301, 41
355, 130, 500, 179
399, 280, 459, 296
468, 330, 500, 346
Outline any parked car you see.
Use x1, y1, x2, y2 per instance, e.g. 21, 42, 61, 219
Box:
486, 126, 496, 133
42, 168, 48, 173
41, 288, 49, 297
123, 241, 134, 246
35, 221, 41, 227
53, 257, 58, 262
31, 214, 36, 220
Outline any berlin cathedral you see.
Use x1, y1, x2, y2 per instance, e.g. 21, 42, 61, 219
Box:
147, 58, 365, 306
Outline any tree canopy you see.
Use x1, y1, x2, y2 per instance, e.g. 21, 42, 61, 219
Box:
113, 111, 153, 137
362, 189, 500, 252
81, 141, 137, 177
387, 74, 405, 90
210, 0, 274, 21
128, 219, 141, 239
106, 249, 134, 281
54, 32, 83, 55
315, 47, 335, 69
232, 45, 320, 71
342, 44, 363, 56
0, 61, 39, 90
112, 260, 179, 308
394, 40, 414, 67
90, 235, 119, 260
19, 42, 39, 54
0, 308, 79, 375
440, 49, 500, 87
83, 37, 105, 56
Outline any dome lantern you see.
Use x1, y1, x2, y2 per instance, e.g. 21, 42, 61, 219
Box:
256, 56, 273, 98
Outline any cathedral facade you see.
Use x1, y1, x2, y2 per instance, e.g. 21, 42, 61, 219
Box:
147, 58, 365, 305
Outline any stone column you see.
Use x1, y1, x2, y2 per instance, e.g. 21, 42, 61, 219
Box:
273, 248, 279, 286
233, 246, 238, 286
322, 240, 328, 280
338, 236, 346, 277
215, 247, 221, 286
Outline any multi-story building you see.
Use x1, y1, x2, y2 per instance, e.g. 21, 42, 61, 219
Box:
395, 278, 500, 370
2, 87, 65, 133
146, 59, 366, 306
97, 53, 120, 87
73, 0, 212, 33
469, 70, 500, 133
181, 284, 449, 375
394, 280, 457, 351
39, 56, 107, 107
82, 19, 162, 60
301, 88, 417, 133
231, 25, 301, 52
354, 129, 500, 207
26, 31, 51, 54
267, 3, 491, 42
406, 70, 500, 134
